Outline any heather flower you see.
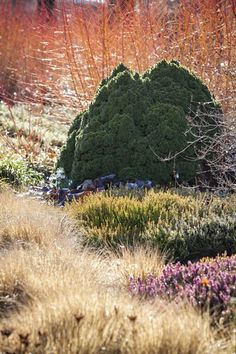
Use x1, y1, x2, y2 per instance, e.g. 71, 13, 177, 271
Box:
129, 255, 236, 320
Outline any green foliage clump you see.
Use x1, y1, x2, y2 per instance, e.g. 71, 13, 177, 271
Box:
67, 191, 236, 263
58, 60, 219, 185
0, 155, 43, 188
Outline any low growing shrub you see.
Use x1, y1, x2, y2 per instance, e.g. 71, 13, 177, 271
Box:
129, 255, 236, 323
0, 155, 42, 188
67, 191, 236, 262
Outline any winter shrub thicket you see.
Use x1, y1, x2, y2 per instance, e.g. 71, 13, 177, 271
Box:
58, 60, 220, 186
67, 191, 236, 262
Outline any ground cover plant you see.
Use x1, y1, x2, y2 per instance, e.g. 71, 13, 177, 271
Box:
0, 102, 72, 173
67, 190, 236, 262
129, 255, 236, 324
58, 60, 220, 185
0, 191, 235, 353
0, 153, 43, 188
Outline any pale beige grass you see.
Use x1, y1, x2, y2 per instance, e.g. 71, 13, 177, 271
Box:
0, 192, 233, 353
0, 191, 75, 249
0, 246, 221, 354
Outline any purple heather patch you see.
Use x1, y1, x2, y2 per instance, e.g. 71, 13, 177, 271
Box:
129, 255, 236, 319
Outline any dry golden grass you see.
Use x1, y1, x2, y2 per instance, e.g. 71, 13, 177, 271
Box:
0, 191, 75, 249
115, 246, 165, 282
0, 246, 219, 354
0, 191, 234, 353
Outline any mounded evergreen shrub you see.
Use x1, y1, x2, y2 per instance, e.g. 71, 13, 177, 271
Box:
58, 60, 219, 185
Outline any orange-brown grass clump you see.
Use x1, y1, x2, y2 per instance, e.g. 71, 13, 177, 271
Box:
0, 0, 235, 112
0, 191, 234, 353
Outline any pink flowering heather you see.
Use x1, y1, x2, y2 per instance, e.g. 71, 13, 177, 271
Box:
129, 255, 236, 318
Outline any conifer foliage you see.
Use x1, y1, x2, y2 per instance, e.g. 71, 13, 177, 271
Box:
58, 60, 219, 185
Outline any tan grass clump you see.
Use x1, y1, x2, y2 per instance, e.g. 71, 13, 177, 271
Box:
0, 192, 74, 249
113, 246, 165, 283
0, 245, 221, 354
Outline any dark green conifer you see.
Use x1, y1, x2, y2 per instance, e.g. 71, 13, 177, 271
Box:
58, 60, 219, 185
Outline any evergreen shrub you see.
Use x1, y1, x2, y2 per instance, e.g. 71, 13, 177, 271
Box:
58, 60, 220, 185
